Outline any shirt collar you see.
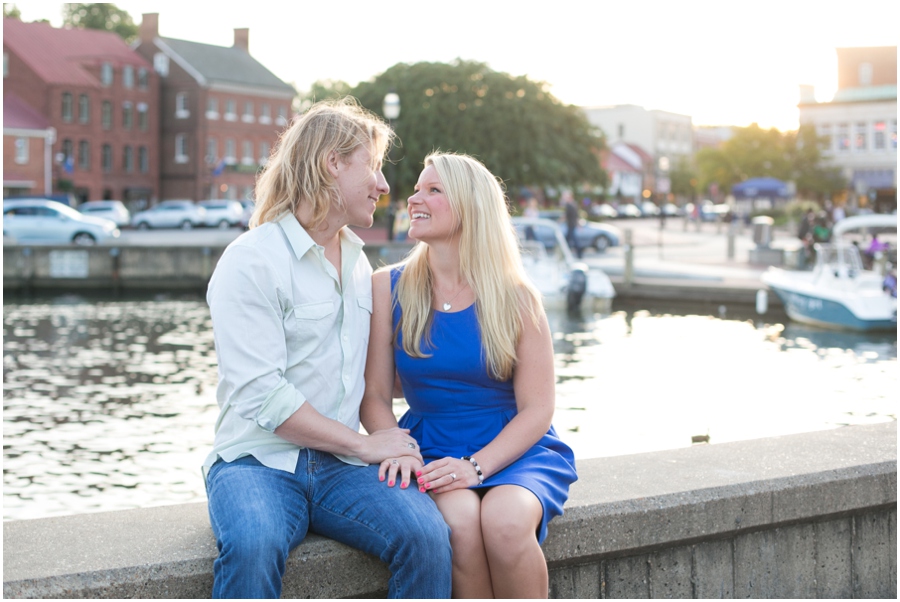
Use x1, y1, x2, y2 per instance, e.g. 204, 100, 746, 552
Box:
277, 212, 366, 261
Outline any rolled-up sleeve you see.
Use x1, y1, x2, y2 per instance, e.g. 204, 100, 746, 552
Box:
208, 243, 306, 432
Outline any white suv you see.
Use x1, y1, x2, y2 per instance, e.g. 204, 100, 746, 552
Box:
3, 198, 120, 245
132, 200, 206, 230
78, 200, 131, 228
197, 200, 244, 229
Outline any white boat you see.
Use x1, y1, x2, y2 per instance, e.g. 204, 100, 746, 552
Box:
511, 216, 615, 312
761, 213, 896, 331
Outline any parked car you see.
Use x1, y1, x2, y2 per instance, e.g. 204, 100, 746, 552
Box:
198, 200, 244, 229
2, 198, 120, 245
661, 203, 679, 217
78, 200, 131, 228
616, 203, 643, 218
131, 200, 206, 230
240, 200, 255, 229
684, 202, 731, 222
537, 210, 621, 252
640, 201, 661, 217
589, 203, 619, 219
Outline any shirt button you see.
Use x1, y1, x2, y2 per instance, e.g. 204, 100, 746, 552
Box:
342, 335, 348, 341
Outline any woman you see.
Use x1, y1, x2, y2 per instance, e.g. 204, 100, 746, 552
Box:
361, 153, 577, 598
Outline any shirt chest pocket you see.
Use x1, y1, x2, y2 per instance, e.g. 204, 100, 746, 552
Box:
288, 300, 336, 357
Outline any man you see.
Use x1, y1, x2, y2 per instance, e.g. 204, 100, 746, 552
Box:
562, 190, 582, 258
204, 99, 451, 599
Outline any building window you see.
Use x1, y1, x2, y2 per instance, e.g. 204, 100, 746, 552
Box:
100, 62, 113, 86
819, 124, 832, 152
276, 105, 287, 126
855, 122, 867, 151
123, 146, 133, 173
14, 137, 29, 164
139, 146, 149, 173
873, 121, 886, 150
153, 53, 168, 77
102, 144, 112, 172
138, 67, 148, 89
123, 65, 134, 88
137, 103, 148, 131
78, 140, 90, 170
242, 101, 255, 123
242, 140, 254, 165
123, 102, 134, 130
206, 98, 219, 119
101, 101, 112, 130
61, 93, 73, 122
206, 137, 218, 164
837, 123, 850, 151
224, 99, 237, 121
259, 103, 271, 124
859, 62, 873, 86
175, 134, 189, 163
259, 141, 270, 165
78, 94, 90, 124
225, 138, 236, 164
61, 139, 73, 163
175, 92, 189, 118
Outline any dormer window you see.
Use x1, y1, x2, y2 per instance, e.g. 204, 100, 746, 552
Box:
175, 92, 189, 119
153, 53, 169, 77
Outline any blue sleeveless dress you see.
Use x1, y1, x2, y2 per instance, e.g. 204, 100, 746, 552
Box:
391, 269, 577, 544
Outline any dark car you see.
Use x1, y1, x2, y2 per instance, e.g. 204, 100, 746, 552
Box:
536, 210, 621, 252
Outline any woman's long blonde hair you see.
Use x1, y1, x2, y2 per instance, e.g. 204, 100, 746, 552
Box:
251, 97, 393, 230
394, 153, 543, 381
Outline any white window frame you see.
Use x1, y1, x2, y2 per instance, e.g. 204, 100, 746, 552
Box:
175, 92, 189, 119
137, 102, 149, 131
242, 101, 255, 123
224, 99, 237, 122
276, 105, 288, 126
123, 65, 134, 89
78, 94, 90, 124
123, 145, 134, 173
224, 138, 236, 164
242, 140, 254, 165
259, 103, 272, 125
206, 97, 219, 120
153, 53, 169, 77
123, 101, 134, 130
14, 137, 29, 164
175, 134, 189, 164
61, 93, 73, 122
138, 67, 149, 89
100, 62, 113, 86
258, 141, 270, 166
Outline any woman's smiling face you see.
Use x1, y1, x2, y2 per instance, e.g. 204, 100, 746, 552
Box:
406, 165, 459, 242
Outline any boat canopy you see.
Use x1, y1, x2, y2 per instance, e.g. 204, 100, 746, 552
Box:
833, 213, 897, 237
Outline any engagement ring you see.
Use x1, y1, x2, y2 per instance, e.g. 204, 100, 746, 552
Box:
450, 473, 457, 481
407, 442, 416, 449
391, 459, 398, 465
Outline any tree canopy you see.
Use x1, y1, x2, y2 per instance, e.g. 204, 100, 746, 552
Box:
696, 123, 844, 200
62, 3, 138, 43
303, 60, 607, 200
3, 4, 21, 18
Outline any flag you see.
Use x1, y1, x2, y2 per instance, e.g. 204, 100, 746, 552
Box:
212, 159, 226, 176
63, 155, 74, 174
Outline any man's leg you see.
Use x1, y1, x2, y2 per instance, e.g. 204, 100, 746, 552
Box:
308, 451, 452, 599
206, 455, 310, 599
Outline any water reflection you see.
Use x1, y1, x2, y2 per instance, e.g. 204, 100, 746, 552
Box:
3, 294, 896, 521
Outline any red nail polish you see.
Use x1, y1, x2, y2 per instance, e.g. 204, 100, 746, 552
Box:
401, 483, 407, 489
416, 471, 422, 477
419, 487, 426, 493
425, 483, 431, 489
380, 475, 385, 482
417, 478, 423, 484
388, 481, 394, 487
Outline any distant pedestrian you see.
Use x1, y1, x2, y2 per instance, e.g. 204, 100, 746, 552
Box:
562, 191, 581, 258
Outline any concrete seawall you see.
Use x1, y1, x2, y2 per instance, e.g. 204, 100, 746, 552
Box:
4, 422, 895, 599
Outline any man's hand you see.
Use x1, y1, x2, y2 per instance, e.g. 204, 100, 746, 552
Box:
357, 427, 423, 465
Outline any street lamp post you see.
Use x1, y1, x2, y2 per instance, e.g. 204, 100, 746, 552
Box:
383, 92, 400, 241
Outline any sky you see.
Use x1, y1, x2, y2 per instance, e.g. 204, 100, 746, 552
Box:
11, 0, 900, 132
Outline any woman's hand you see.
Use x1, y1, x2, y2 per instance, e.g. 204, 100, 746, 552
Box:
378, 454, 423, 490
417, 457, 479, 494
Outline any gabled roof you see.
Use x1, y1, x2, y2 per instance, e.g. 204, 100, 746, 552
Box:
3, 93, 51, 131
3, 18, 151, 87
602, 150, 642, 174
153, 36, 294, 94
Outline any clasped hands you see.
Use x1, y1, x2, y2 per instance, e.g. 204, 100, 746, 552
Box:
379, 454, 479, 494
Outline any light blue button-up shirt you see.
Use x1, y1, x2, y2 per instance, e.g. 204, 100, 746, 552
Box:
204, 213, 373, 473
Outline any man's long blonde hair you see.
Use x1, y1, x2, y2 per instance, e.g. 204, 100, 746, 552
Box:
394, 153, 543, 381
251, 98, 392, 229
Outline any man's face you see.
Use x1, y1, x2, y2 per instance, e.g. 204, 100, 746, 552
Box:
332, 145, 389, 229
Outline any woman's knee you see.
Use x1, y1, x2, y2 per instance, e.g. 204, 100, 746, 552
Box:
480, 487, 542, 548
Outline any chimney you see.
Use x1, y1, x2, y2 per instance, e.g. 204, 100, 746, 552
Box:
798, 84, 817, 105
140, 13, 159, 43
233, 28, 249, 52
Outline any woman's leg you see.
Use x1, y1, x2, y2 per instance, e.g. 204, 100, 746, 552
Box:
432, 489, 495, 598
480, 485, 547, 598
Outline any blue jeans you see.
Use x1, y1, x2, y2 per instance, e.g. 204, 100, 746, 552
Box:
206, 450, 452, 599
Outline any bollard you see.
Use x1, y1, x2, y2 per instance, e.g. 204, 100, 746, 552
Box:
756, 289, 769, 314
727, 230, 735, 260
623, 229, 633, 287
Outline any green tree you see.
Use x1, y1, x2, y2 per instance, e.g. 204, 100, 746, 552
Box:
668, 156, 698, 200
347, 60, 607, 200
785, 124, 845, 199
3, 4, 21, 18
62, 3, 138, 43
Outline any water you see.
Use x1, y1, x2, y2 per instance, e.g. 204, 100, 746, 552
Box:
3, 294, 896, 521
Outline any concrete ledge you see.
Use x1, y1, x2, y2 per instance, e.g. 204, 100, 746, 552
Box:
4, 422, 896, 599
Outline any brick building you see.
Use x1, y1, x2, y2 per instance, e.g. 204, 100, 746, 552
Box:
3, 18, 160, 208
3, 94, 56, 197
133, 14, 295, 202
799, 46, 897, 213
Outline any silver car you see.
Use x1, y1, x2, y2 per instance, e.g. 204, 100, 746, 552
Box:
78, 200, 131, 228
197, 200, 244, 229
3, 198, 120, 245
132, 200, 206, 230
